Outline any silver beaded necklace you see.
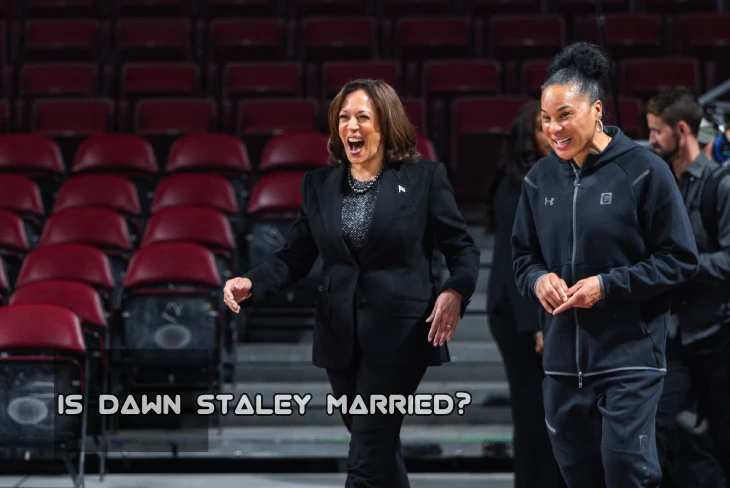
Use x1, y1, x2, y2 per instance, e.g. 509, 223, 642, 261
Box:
348, 165, 383, 194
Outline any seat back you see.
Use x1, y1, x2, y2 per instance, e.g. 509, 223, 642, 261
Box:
140, 206, 236, 279
0, 303, 86, 448
120, 242, 221, 365
16, 243, 115, 310
0, 175, 44, 247
258, 133, 330, 172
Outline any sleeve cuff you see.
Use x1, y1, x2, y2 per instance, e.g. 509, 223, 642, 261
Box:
597, 274, 606, 300
533, 273, 548, 297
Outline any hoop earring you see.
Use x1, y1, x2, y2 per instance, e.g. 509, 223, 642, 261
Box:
596, 120, 604, 133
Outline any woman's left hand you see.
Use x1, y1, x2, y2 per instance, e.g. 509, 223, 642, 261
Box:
427, 289, 462, 346
552, 276, 603, 315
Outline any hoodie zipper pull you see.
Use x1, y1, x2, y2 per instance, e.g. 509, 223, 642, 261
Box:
578, 372, 583, 388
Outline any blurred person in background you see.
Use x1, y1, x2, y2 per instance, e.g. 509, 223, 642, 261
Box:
484, 100, 565, 488
512, 42, 698, 488
647, 86, 730, 488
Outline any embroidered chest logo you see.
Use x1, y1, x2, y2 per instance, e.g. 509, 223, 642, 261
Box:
545, 197, 554, 206
398, 185, 406, 193
600, 193, 613, 205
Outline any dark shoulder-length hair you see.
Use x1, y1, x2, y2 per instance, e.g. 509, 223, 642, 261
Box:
327, 79, 419, 166
483, 100, 543, 234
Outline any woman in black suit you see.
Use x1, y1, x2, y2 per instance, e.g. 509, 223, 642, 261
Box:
223, 79, 480, 487
484, 100, 565, 488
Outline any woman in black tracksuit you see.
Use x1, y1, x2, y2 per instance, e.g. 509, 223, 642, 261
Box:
512, 43, 699, 488
485, 100, 565, 488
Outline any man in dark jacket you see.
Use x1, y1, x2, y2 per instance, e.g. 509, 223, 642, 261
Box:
647, 86, 730, 488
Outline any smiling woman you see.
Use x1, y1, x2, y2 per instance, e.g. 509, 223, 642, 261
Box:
222, 78, 480, 488
511, 42, 699, 488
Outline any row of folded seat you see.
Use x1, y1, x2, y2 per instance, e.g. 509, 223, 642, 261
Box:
2, 54, 714, 105
2, 0, 723, 19
1, 13, 728, 73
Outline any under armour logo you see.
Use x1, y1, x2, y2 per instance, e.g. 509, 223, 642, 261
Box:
545, 197, 554, 206
398, 185, 406, 193
600, 192, 612, 205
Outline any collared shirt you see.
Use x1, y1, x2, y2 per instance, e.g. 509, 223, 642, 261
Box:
673, 152, 730, 345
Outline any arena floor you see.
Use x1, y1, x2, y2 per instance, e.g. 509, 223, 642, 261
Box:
0, 473, 514, 488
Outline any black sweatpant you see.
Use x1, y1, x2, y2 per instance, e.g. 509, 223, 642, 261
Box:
326, 327, 427, 488
543, 370, 665, 488
489, 312, 565, 488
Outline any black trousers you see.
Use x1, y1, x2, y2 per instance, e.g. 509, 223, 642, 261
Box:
489, 312, 565, 488
656, 326, 730, 488
326, 324, 427, 488
543, 370, 665, 488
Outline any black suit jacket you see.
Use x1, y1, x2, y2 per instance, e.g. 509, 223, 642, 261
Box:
242, 158, 480, 369
486, 174, 541, 334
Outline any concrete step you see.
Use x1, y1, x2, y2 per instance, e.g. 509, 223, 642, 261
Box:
103, 425, 513, 460
233, 341, 505, 383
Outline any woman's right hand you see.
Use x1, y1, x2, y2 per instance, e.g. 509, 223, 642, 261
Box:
536, 273, 568, 314
223, 277, 252, 314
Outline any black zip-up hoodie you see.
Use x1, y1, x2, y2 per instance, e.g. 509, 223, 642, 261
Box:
512, 126, 699, 387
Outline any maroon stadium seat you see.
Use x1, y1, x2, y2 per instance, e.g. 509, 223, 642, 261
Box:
488, 15, 565, 60
0, 134, 65, 210
135, 98, 217, 163
165, 133, 252, 175
116, 19, 191, 63
135, 98, 217, 135
423, 60, 501, 156
0, 209, 30, 290
621, 58, 701, 101
321, 61, 400, 100
236, 99, 318, 165
450, 96, 530, 203
0, 303, 88, 475
258, 132, 330, 172
40, 207, 133, 288
166, 133, 251, 211
121, 62, 199, 101
140, 206, 237, 278
208, 19, 286, 64
223, 62, 303, 102
18, 63, 98, 100
578, 14, 663, 60
603, 97, 644, 140
678, 14, 730, 94
53, 174, 141, 217
521, 59, 550, 97
150, 173, 239, 216
32, 98, 113, 136
0, 175, 45, 245
23, 20, 99, 62
119, 242, 225, 392
417, 135, 438, 161
301, 17, 376, 62
247, 172, 304, 216
9, 279, 108, 396
15, 243, 115, 311
397, 17, 471, 62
